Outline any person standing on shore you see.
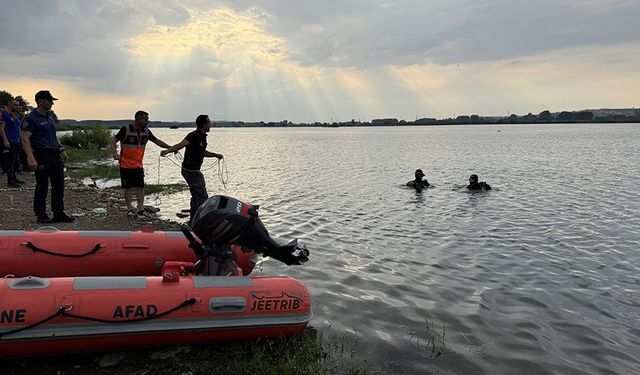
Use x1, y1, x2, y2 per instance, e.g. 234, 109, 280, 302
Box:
161, 114, 223, 224
21, 90, 75, 223
111, 110, 171, 215
2, 100, 25, 187
0, 117, 8, 175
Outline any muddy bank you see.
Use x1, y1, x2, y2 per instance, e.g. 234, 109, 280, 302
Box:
0, 171, 183, 232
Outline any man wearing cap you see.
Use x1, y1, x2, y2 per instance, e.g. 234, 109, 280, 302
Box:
21, 90, 75, 223
110, 110, 171, 216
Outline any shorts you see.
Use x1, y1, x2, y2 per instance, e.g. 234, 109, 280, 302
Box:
120, 167, 145, 188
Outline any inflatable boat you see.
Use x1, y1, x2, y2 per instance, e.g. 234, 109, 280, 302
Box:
0, 195, 309, 278
0, 195, 312, 358
0, 228, 257, 277
0, 273, 312, 358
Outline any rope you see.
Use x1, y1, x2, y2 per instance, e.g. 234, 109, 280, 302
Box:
0, 307, 65, 338
25, 242, 102, 258
157, 152, 229, 191
99, 161, 116, 189
63, 298, 197, 324
0, 298, 197, 339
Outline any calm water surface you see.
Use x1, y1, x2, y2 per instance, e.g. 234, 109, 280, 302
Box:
141, 124, 640, 374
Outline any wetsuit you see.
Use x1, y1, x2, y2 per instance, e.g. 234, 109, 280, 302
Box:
407, 178, 430, 189
467, 181, 491, 191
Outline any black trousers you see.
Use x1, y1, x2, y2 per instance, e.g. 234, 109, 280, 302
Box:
181, 169, 208, 223
2, 143, 20, 184
33, 150, 65, 216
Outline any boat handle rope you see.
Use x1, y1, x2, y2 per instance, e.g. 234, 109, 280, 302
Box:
24, 242, 103, 258
0, 298, 197, 340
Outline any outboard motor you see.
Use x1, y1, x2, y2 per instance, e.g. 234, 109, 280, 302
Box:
189, 195, 309, 270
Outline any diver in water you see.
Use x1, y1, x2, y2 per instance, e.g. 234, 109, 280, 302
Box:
467, 174, 491, 191
407, 169, 430, 189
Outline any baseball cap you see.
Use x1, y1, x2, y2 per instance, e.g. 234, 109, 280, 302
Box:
35, 90, 58, 101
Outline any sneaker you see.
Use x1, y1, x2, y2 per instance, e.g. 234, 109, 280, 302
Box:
15, 178, 25, 184
8, 182, 21, 188
52, 212, 75, 223
37, 214, 53, 224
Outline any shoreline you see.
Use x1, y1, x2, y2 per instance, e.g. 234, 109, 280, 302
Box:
0, 171, 183, 232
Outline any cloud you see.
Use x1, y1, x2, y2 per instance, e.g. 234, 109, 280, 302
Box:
0, 1, 638, 121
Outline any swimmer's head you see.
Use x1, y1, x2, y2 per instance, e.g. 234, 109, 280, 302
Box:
469, 174, 479, 183
415, 169, 425, 179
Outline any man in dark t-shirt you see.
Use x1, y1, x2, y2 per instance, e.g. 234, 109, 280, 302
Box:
161, 114, 223, 224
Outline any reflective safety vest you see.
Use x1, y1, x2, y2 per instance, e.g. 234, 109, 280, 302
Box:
119, 124, 151, 169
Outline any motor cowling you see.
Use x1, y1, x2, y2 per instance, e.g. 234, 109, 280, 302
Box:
191, 195, 308, 265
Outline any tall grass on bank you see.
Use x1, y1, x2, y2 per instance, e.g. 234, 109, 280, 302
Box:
59, 126, 112, 149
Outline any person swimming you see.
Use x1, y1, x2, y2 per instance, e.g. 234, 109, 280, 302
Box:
467, 174, 491, 191
407, 169, 430, 189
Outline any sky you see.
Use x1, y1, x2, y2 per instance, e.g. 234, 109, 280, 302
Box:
0, 0, 638, 123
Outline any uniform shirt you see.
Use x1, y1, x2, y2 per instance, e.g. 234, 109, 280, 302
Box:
23, 110, 61, 150
182, 129, 207, 171
1, 111, 21, 143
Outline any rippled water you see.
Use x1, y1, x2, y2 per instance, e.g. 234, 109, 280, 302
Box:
141, 124, 640, 374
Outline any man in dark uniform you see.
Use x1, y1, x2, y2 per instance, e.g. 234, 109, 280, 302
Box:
21, 90, 75, 223
467, 174, 492, 191
161, 114, 223, 224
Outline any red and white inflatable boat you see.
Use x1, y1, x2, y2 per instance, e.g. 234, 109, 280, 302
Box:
0, 195, 312, 358
0, 273, 312, 358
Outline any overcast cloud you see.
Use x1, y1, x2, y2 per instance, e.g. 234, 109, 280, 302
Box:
0, 0, 638, 121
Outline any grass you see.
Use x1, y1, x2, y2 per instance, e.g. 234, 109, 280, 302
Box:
3, 328, 373, 375
65, 147, 112, 164
144, 183, 189, 195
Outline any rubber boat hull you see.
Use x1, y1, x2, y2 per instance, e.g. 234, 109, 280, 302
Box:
0, 228, 257, 277
0, 275, 311, 358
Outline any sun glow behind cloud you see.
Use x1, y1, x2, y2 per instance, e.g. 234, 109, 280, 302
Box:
1, 3, 638, 122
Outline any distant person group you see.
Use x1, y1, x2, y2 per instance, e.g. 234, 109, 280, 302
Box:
406, 169, 492, 191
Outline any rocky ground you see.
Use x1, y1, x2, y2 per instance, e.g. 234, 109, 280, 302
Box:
0, 171, 182, 232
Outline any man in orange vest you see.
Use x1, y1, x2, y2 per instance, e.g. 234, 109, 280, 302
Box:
110, 110, 171, 215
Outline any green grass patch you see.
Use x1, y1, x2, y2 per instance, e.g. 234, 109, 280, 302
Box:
67, 163, 118, 180
65, 147, 112, 164
145, 183, 189, 195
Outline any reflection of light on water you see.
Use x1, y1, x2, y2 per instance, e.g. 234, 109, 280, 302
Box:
82, 178, 120, 188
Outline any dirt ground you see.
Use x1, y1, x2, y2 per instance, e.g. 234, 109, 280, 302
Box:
0, 171, 183, 232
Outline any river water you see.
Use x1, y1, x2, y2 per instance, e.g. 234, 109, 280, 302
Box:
137, 124, 639, 374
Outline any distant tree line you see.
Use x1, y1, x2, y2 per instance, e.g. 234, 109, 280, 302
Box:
3, 88, 638, 128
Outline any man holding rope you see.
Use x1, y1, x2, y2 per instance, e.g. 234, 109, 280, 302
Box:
161, 114, 223, 224
111, 110, 171, 216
